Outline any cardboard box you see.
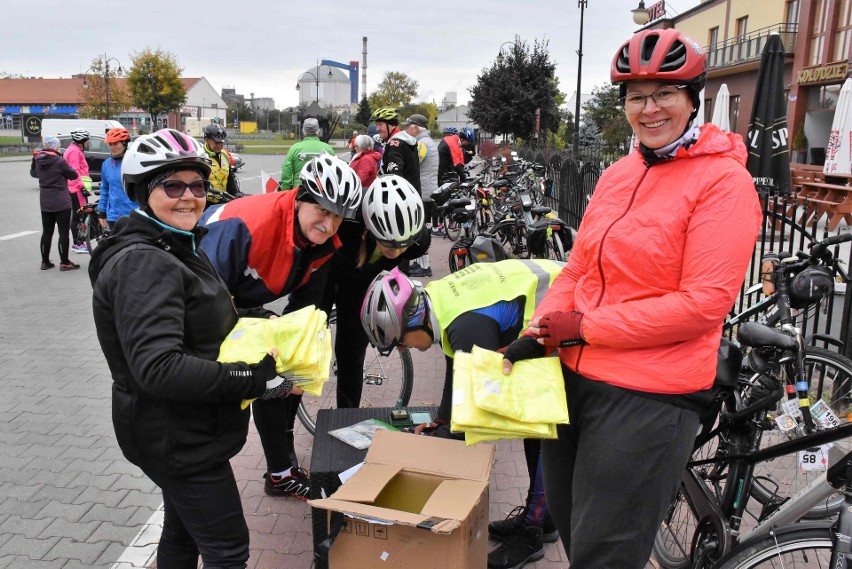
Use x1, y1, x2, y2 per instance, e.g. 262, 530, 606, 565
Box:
310, 429, 494, 568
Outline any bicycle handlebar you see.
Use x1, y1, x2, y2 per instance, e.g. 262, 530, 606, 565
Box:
809, 231, 852, 260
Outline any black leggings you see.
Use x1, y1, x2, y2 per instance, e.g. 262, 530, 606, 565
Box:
143, 461, 249, 569
70, 193, 83, 245
41, 209, 71, 264
542, 366, 699, 568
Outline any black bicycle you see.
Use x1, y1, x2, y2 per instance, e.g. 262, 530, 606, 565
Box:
75, 202, 108, 253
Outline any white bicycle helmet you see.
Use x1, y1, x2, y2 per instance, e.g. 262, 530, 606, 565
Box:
362, 175, 424, 248
70, 129, 90, 143
297, 154, 363, 219
121, 129, 211, 206
360, 267, 424, 355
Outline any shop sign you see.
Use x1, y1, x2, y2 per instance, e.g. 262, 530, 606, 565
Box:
797, 62, 849, 85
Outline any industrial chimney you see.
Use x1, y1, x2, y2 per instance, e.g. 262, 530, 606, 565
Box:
362, 37, 368, 100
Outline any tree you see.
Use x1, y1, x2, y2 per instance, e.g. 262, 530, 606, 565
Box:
368, 72, 419, 109
468, 38, 563, 142
355, 96, 372, 126
77, 55, 131, 120
397, 101, 439, 130
126, 48, 185, 129
582, 84, 632, 154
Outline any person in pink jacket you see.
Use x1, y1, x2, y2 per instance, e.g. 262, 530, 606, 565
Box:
63, 129, 92, 253
502, 29, 762, 568
348, 134, 382, 188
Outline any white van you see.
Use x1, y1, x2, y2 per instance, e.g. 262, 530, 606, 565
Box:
41, 119, 124, 140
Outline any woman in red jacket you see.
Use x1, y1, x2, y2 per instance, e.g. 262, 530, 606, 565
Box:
503, 29, 762, 568
348, 134, 382, 188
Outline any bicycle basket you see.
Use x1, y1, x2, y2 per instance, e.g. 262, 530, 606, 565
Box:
789, 266, 834, 309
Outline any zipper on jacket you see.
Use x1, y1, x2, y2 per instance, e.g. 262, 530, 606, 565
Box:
574, 165, 651, 375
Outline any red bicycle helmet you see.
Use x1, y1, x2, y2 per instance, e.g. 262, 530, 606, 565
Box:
611, 29, 707, 120
611, 29, 706, 85
105, 128, 130, 144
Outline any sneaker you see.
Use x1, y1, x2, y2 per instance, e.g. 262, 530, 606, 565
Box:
59, 262, 80, 272
490, 507, 559, 544
71, 244, 89, 254
263, 468, 311, 500
488, 525, 544, 569
40, 261, 55, 271
407, 266, 432, 278
430, 226, 446, 237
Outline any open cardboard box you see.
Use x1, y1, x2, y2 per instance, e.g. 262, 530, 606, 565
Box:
311, 429, 494, 568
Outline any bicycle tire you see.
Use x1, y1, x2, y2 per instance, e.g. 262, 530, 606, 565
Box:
444, 215, 461, 241
715, 526, 832, 568
296, 309, 414, 435
653, 422, 749, 569
749, 347, 852, 519
84, 213, 102, 254
448, 239, 472, 273
533, 230, 566, 262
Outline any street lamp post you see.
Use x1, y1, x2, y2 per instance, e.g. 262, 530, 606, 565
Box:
495, 41, 517, 65
82, 53, 123, 119
572, 0, 587, 159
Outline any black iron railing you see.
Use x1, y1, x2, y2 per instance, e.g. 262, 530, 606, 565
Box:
705, 22, 798, 70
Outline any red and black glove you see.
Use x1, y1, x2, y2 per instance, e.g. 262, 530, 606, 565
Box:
538, 311, 586, 348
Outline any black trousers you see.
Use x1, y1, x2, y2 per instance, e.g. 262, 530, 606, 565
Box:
40, 209, 71, 263
70, 193, 84, 245
542, 366, 699, 569
143, 461, 249, 569
252, 395, 300, 473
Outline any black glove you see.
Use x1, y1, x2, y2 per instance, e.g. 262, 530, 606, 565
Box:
502, 336, 547, 365
247, 353, 277, 389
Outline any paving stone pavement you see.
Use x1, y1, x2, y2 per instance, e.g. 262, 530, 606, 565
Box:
0, 157, 660, 568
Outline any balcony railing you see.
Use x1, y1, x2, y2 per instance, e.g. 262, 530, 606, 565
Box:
705, 22, 798, 70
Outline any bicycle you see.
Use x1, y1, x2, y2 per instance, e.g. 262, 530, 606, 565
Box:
75, 202, 108, 253
486, 188, 570, 262
295, 308, 414, 435
653, 320, 852, 568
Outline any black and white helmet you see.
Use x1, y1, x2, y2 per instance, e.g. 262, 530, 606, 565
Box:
121, 129, 211, 206
70, 129, 90, 143
297, 154, 363, 219
362, 175, 424, 248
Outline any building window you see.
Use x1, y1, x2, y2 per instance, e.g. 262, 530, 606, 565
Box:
835, 0, 852, 60
736, 16, 749, 40
811, 0, 831, 65
708, 26, 719, 47
786, 0, 800, 23
729, 95, 740, 133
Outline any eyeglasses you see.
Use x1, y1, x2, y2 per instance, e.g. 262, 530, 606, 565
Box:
157, 179, 210, 199
621, 85, 689, 114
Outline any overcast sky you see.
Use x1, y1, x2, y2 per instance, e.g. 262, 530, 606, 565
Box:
4, 0, 700, 110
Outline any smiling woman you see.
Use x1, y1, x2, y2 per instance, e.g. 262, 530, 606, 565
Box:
88, 128, 283, 568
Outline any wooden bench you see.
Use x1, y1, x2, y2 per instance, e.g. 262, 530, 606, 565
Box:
799, 179, 852, 230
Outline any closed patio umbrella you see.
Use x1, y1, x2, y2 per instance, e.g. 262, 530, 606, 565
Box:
710, 84, 731, 132
745, 33, 791, 194
824, 78, 852, 174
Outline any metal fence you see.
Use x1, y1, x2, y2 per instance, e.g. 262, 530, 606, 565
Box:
510, 148, 852, 355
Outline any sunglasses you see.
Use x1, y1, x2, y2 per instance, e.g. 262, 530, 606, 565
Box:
157, 179, 210, 199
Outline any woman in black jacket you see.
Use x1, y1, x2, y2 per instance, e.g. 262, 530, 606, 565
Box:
89, 129, 288, 569
35, 136, 79, 271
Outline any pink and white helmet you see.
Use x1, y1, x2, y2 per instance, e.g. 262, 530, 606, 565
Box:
121, 129, 212, 205
360, 267, 423, 355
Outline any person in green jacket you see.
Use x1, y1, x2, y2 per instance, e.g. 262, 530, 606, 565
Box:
280, 118, 334, 190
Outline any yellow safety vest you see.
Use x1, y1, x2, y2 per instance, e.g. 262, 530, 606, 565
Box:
425, 259, 564, 358
205, 146, 231, 192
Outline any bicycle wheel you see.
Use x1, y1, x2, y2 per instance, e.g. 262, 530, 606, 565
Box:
715, 527, 832, 568
653, 425, 745, 568
444, 215, 461, 241
749, 348, 852, 519
85, 213, 102, 253
448, 239, 472, 273
539, 230, 566, 262
296, 310, 414, 435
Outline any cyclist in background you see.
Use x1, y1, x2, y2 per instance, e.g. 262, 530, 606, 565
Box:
199, 154, 363, 500
98, 127, 136, 231
361, 260, 564, 569
202, 123, 241, 203
501, 29, 762, 568
369, 108, 420, 194
437, 126, 465, 183
458, 127, 476, 165
64, 129, 92, 253
289, 175, 429, 410
279, 118, 334, 190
